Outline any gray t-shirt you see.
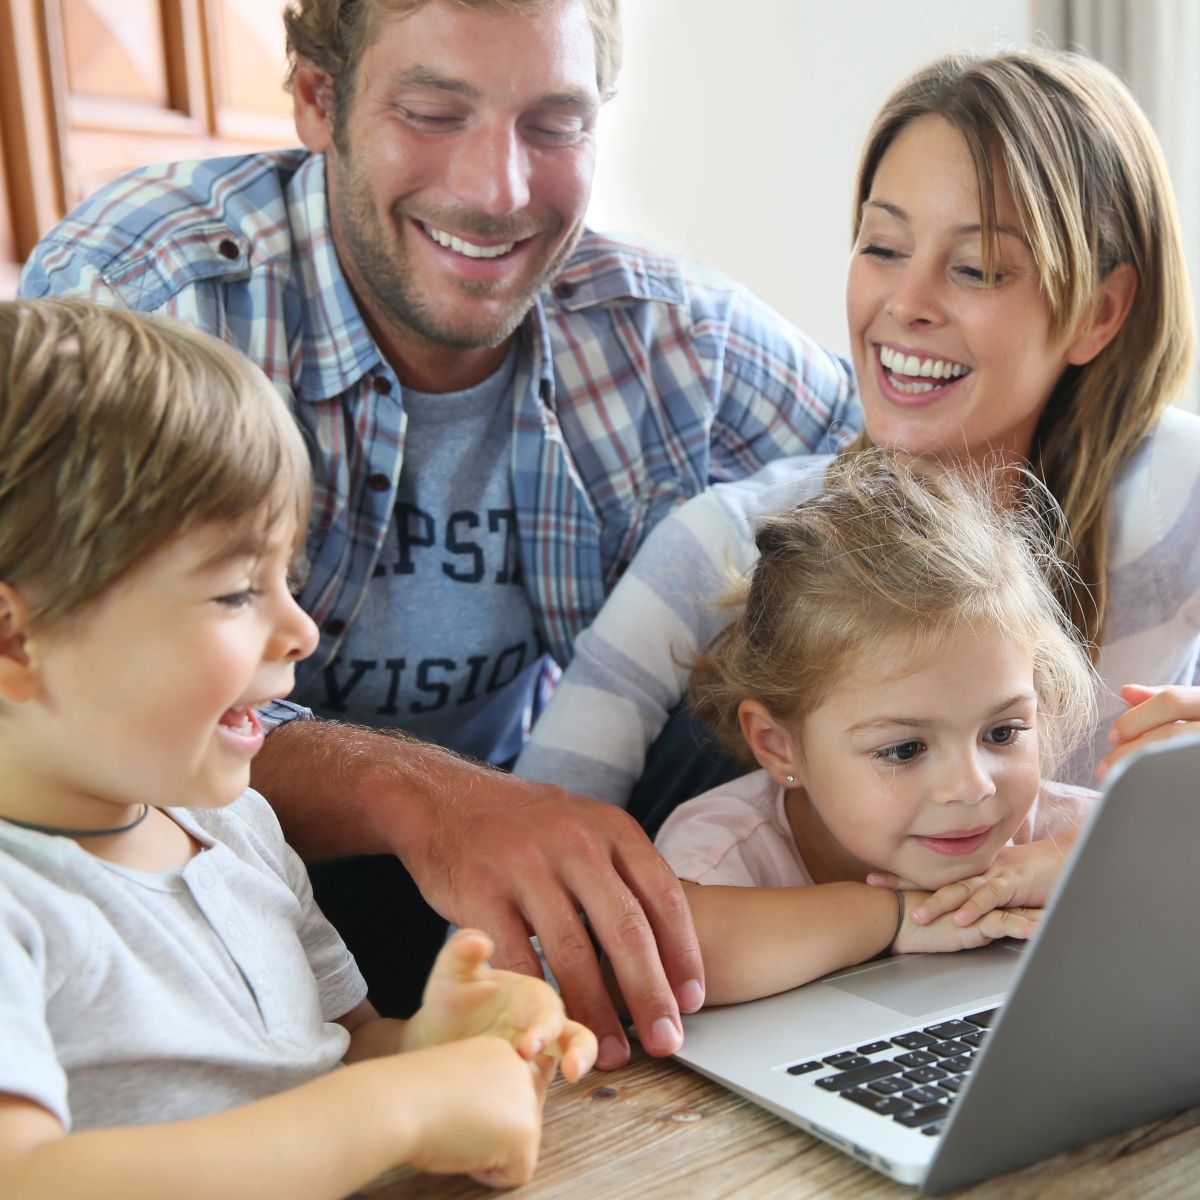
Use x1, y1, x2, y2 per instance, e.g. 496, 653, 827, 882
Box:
0, 790, 367, 1130
296, 344, 544, 764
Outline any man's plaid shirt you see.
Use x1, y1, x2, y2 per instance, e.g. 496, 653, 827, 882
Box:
21, 149, 860, 705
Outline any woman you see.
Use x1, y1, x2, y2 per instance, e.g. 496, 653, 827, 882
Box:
514, 48, 1199, 812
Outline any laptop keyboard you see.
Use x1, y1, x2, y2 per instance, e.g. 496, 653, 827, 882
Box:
784, 1008, 998, 1137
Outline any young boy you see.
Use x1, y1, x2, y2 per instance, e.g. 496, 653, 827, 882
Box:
0, 298, 595, 1199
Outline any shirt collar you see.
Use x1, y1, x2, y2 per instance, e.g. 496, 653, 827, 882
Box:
289, 154, 384, 402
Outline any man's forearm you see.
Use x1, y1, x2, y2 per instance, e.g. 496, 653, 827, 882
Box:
249, 718, 496, 863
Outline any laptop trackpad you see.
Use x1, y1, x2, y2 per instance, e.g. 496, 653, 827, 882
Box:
826, 945, 1023, 1019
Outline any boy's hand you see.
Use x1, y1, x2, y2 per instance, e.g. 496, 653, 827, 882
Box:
866, 835, 1076, 927
1096, 684, 1200, 781
890, 890, 1041, 955
397, 1035, 549, 1187
404, 929, 597, 1082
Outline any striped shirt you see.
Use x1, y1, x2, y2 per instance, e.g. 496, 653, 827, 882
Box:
515, 405, 1200, 800
20, 149, 860, 741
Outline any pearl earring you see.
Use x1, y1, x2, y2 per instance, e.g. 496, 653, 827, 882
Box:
785, 774, 796, 785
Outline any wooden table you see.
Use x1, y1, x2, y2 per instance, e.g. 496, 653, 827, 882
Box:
362, 1046, 1200, 1199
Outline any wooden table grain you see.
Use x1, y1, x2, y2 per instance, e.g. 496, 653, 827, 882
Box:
360, 1046, 1200, 1199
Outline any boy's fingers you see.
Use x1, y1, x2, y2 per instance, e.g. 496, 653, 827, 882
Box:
435, 928, 495, 980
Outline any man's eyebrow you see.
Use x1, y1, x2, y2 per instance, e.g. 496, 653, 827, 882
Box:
861, 200, 1027, 242
389, 65, 480, 98
387, 66, 597, 110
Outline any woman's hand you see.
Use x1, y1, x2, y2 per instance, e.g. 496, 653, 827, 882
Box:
1096, 684, 1200, 781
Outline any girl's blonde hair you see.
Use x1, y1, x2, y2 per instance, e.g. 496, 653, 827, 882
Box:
0, 299, 311, 628
689, 450, 1096, 776
851, 48, 1194, 657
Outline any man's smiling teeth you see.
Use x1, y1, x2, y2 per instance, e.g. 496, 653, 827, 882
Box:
879, 345, 969, 394
424, 224, 515, 259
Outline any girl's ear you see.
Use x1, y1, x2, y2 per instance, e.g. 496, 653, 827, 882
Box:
0, 583, 41, 702
1065, 262, 1137, 366
738, 699, 801, 787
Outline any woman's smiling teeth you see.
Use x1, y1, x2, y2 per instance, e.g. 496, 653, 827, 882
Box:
879, 344, 970, 393
423, 223, 516, 259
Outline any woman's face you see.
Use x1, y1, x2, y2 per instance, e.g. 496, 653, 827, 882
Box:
846, 115, 1082, 466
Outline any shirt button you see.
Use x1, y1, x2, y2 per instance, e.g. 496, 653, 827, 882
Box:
553, 280, 575, 300
325, 618, 346, 637
372, 376, 392, 394
217, 238, 240, 260
367, 473, 390, 492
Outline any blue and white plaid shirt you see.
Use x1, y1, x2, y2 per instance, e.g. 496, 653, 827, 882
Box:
21, 149, 860, 733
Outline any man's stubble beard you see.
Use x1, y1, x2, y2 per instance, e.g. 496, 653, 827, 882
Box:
330, 153, 583, 352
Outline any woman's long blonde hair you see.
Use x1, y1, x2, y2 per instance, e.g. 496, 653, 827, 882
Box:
851, 48, 1194, 657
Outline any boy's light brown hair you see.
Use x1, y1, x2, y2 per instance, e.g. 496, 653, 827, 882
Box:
0, 298, 311, 628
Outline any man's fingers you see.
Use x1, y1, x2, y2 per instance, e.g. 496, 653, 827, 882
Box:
482, 909, 546, 982
615, 827, 705, 1015
526, 895, 632, 1070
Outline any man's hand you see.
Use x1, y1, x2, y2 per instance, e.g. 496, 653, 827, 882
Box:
403, 928, 596, 1082
1096, 684, 1200, 780
867, 836, 1076, 928
411, 776, 704, 1070
252, 721, 705, 1073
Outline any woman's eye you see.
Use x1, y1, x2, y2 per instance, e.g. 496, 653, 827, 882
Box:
954, 264, 1004, 286
873, 740, 924, 765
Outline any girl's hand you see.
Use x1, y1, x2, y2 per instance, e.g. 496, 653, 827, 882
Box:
404, 929, 597, 1083
891, 890, 1041, 954
1096, 684, 1200, 781
868, 836, 1075, 927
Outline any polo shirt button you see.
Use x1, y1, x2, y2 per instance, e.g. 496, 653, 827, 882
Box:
367, 473, 390, 492
217, 238, 240, 260
325, 618, 346, 637
372, 376, 392, 394
553, 280, 575, 300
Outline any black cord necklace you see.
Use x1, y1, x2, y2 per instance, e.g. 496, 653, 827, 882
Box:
0, 804, 151, 838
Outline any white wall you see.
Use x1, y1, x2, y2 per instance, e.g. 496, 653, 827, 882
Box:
587, 1, 1032, 356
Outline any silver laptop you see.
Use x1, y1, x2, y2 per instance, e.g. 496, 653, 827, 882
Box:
672, 736, 1200, 1193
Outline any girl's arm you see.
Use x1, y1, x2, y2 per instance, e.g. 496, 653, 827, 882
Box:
683, 881, 902, 1005
0, 1035, 548, 1199
686, 881, 1040, 1006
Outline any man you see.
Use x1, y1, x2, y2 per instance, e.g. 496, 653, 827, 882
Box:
20, 0, 858, 1069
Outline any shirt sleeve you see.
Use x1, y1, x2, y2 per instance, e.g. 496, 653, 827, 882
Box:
705, 281, 860, 481
514, 488, 756, 806
226, 791, 368, 1021
0, 878, 70, 1128
1026, 781, 1100, 842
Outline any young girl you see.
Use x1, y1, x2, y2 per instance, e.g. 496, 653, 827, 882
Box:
654, 451, 1098, 1006
515, 47, 1199, 823
0, 298, 595, 1198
